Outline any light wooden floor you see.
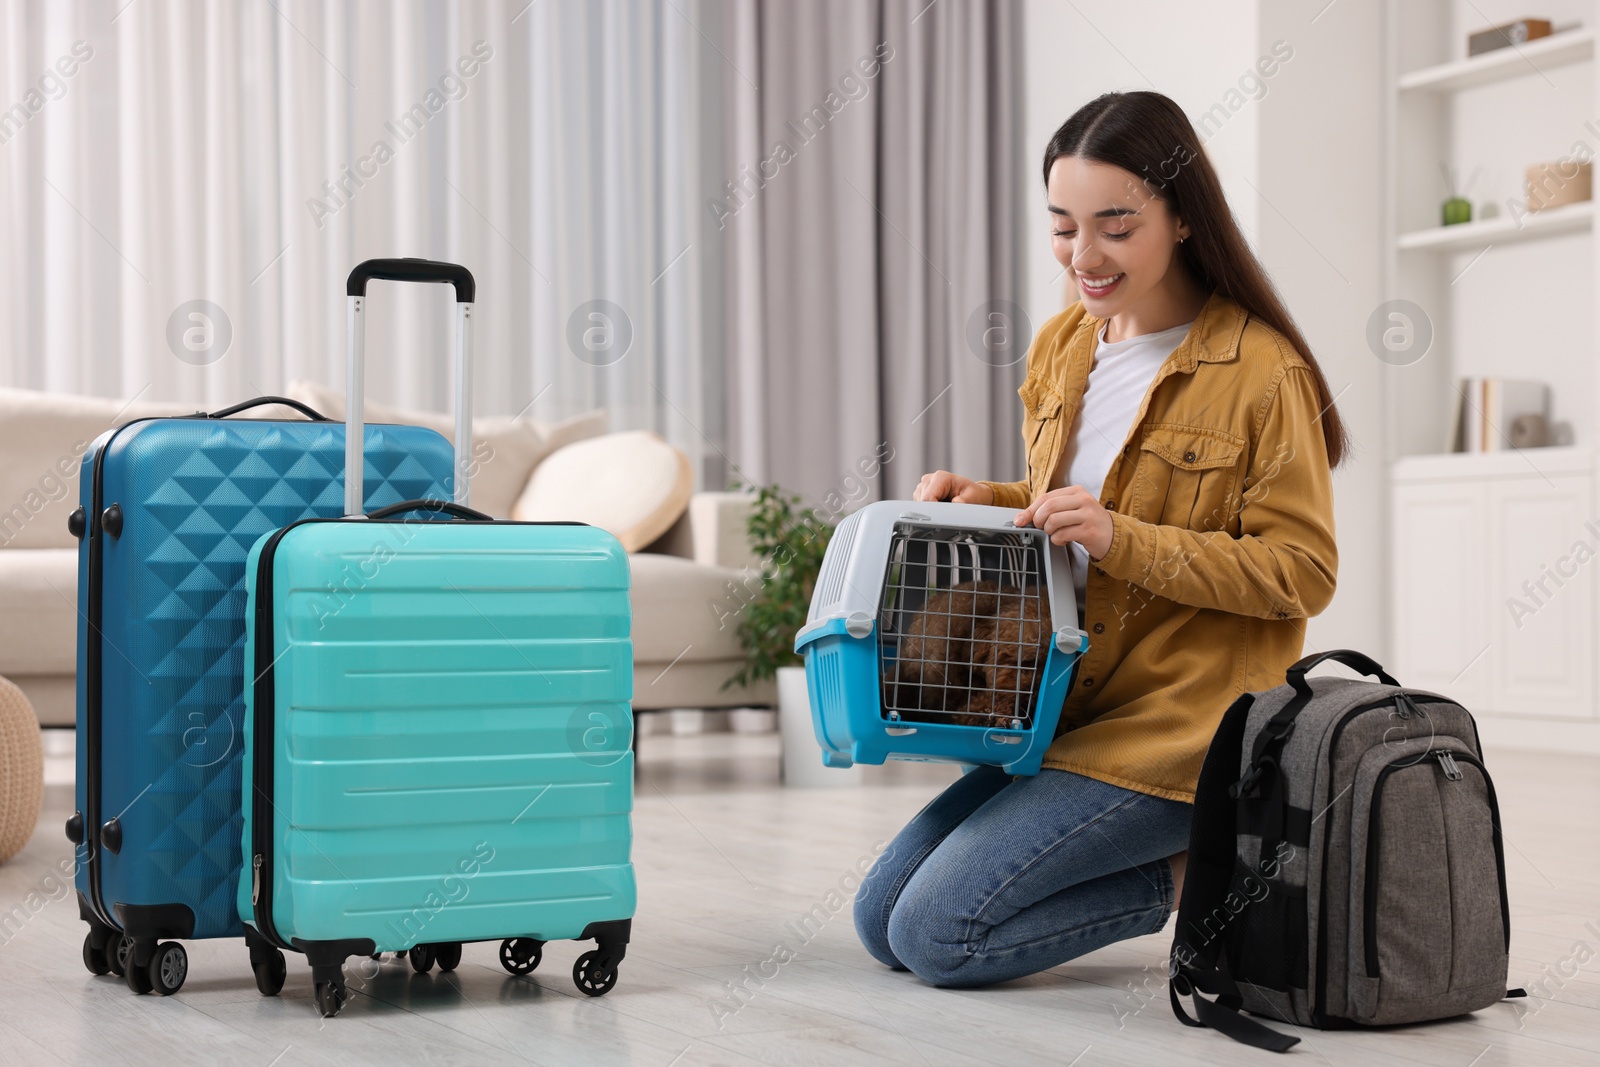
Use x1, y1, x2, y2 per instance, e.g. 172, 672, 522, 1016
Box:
2, 731, 1598, 1066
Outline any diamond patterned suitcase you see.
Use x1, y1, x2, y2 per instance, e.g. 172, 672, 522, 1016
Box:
69, 395, 454, 995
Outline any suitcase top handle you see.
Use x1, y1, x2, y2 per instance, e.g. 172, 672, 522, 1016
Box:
347, 258, 475, 303
205, 396, 331, 422
366, 498, 494, 523
344, 258, 476, 517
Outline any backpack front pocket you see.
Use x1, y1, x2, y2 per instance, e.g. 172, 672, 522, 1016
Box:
1348, 743, 1510, 1025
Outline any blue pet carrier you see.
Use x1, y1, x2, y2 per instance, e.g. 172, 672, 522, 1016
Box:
793, 500, 1089, 776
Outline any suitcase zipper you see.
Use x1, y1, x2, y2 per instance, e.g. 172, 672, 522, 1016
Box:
249, 520, 308, 951
80, 415, 165, 930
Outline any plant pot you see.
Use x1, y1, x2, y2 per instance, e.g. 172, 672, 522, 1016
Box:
729, 707, 777, 734
778, 665, 861, 787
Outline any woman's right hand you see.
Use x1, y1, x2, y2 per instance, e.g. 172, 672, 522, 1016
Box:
912, 471, 994, 505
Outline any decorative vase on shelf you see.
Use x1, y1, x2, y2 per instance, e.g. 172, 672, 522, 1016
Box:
1442, 196, 1472, 226
1439, 162, 1480, 227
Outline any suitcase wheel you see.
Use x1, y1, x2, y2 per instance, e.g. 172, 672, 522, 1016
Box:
408, 945, 436, 974
572, 950, 618, 997
314, 979, 348, 1018
434, 942, 463, 972
124, 947, 153, 995
147, 942, 187, 996
106, 934, 130, 977
253, 946, 287, 997
499, 938, 543, 976
82, 933, 110, 976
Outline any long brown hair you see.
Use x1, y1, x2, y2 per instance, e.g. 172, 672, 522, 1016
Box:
1042, 91, 1349, 469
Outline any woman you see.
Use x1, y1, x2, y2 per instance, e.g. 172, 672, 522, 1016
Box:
853, 90, 1344, 988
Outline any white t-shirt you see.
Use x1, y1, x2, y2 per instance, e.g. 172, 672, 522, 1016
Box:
1048, 319, 1194, 624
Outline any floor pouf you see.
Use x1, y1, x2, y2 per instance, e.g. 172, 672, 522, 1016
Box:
0, 676, 44, 863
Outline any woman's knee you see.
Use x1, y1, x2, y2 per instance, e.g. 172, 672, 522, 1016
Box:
852, 850, 910, 970
884, 887, 984, 988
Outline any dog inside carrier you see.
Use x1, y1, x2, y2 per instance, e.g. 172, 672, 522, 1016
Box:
878, 521, 1054, 730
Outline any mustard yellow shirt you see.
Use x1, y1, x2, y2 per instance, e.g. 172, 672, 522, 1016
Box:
979, 290, 1338, 804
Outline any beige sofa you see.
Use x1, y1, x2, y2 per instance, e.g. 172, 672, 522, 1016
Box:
0, 387, 775, 727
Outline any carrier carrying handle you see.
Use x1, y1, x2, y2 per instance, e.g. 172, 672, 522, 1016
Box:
205, 396, 331, 422
345, 258, 476, 517
366, 498, 494, 523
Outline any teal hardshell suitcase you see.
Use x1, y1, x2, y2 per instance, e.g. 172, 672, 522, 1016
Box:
237, 261, 636, 1017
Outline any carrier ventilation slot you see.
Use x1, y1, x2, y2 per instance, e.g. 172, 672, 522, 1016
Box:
810, 509, 862, 621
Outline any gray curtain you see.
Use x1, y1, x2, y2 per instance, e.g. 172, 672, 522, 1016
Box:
713, 0, 1026, 513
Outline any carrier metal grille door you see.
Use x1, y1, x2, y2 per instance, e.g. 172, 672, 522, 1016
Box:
877, 523, 1052, 729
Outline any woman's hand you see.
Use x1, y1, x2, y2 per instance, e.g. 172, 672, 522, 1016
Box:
912, 471, 994, 505
1014, 486, 1113, 560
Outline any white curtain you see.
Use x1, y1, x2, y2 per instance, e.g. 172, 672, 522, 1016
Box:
0, 0, 726, 482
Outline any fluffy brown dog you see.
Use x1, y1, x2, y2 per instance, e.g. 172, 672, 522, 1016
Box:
965, 591, 1046, 724
887, 579, 1046, 726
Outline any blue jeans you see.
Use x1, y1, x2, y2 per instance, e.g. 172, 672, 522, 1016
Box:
854, 764, 1194, 987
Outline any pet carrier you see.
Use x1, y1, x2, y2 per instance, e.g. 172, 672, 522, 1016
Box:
793, 500, 1089, 776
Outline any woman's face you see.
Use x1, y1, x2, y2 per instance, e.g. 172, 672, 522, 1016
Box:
1046, 155, 1189, 316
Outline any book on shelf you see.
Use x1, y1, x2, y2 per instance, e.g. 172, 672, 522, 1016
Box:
1449, 377, 1549, 452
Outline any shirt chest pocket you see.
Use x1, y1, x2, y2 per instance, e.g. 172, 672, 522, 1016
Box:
1019, 375, 1065, 483
1129, 425, 1246, 532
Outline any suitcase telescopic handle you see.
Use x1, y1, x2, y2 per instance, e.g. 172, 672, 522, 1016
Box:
344, 258, 476, 517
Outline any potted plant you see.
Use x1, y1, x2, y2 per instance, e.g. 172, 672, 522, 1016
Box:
724, 480, 860, 786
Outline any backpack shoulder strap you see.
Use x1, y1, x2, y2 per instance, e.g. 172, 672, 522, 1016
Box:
1171, 690, 1255, 966
1170, 689, 1302, 1053
1170, 960, 1300, 1053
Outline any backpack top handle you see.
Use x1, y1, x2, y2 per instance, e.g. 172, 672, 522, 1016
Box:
1233, 650, 1402, 801
1285, 649, 1400, 699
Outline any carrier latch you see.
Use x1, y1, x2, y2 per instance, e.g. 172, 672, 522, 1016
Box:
1055, 627, 1088, 654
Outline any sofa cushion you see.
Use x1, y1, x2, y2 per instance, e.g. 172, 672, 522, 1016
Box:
0, 388, 195, 550
513, 431, 692, 551
0, 548, 78, 675
284, 379, 608, 518
627, 552, 753, 664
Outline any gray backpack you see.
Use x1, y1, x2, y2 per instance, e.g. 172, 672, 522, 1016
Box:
1169, 650, 1526, 1052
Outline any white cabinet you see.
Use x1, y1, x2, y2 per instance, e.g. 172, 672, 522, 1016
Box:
1391, 450, 1595, 722
1391, 479, 1490, 709
1489, 477, 1595, 718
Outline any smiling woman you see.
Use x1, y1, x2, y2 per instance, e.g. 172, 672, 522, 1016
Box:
861, 90, 1344, 990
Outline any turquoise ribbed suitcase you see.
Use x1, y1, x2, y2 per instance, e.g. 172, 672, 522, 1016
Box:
237, 261, 635, 1017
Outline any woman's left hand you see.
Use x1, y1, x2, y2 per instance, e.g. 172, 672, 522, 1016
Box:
1014, 486, 1113, 560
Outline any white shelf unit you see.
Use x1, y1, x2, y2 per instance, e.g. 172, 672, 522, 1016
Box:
1398, 26, 1594, 91
1397, 198, 1593, 252
1384, 2, 1600, 752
